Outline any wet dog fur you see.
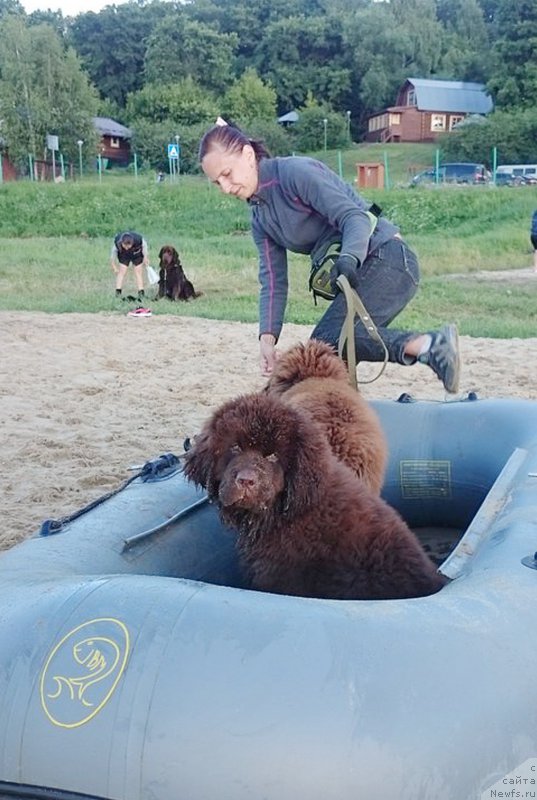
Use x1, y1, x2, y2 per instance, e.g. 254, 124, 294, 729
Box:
265, 340, 387, 494
183, 392, 446, 600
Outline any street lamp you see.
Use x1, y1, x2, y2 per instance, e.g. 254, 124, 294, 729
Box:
346, 110, 351, 142
77, 139, 83, 178
323, 118, 328, 152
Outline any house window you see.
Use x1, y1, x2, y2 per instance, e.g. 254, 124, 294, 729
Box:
389, 113, 401, 126
449, 115, 464, 130
407, 89, 416, 106
110, 137, 120, 149
431, 114, 446, 132
369, 113, 391, 132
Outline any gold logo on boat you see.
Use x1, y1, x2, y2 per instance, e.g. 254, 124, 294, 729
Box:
40, 617, 130, 728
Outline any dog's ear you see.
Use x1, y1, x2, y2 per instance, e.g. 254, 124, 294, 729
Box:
158, 247, 165, 259
183, 428, 219, 496
280, 414, 325, 518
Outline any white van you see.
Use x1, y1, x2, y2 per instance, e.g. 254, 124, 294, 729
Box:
496, 164, 537, 180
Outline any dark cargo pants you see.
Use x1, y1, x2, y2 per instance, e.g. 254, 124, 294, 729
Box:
311, 237, 420, 364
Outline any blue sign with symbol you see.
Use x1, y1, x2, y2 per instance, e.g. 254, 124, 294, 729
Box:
168, 143, 180, 159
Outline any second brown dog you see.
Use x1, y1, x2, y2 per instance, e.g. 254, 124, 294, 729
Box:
158, 245, 202, 301
265, 339, 387, 494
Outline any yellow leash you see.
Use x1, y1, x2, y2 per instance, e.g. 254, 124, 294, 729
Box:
336, 274, 389, 389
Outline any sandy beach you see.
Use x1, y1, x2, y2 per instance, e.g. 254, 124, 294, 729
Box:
1, 310, 536, 551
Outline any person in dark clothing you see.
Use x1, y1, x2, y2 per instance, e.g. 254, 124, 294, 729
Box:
531, 210, 537, 273
111, 231, 149, 300
199, 124, 460, 393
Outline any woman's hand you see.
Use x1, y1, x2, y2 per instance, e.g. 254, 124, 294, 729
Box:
259, 333, 278, 376
329, 254, 360, 293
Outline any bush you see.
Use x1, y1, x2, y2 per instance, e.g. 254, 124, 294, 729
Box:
289, 102, 348, 152
440, 108, 537, 166
242, 119, 293, 157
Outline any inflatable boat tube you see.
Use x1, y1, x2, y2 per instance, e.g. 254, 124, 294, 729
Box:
1, 396, 537, 800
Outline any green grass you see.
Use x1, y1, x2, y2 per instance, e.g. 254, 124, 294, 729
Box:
393, 275, 537, 337
1, 156, 536, 338
308, 141, 438, 187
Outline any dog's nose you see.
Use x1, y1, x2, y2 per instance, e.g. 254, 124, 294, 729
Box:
235, 468, 257, 488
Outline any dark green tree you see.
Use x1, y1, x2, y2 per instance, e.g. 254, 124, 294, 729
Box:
67, 3, 166, 107
27, 8, 66, 36
144, 14, 237, 93
435, 0, 491, 80
487, 0, 537, 108
243, 118, 292, 157
342, 1, 440, 129
125, 77, 219, 126
189, 0, 325, 68
475, 0, 502, 24
0, 0, 23, 17
254, 14, 351, 112
0, 15, 99, 166
290, 95, 348, 152
221, 68, 277, 125
130, 118, 182, 173
440, 108, 537, 164
385, 0, 444, 75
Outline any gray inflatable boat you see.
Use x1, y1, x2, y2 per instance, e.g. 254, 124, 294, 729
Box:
1, 395, 536, 800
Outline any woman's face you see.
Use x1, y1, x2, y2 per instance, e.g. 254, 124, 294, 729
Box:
201, 144, 258, 200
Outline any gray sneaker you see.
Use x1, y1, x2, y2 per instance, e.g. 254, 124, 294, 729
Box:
419, 324, 460, 393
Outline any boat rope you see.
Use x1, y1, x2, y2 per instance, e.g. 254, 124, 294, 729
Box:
39, 453, 183, 536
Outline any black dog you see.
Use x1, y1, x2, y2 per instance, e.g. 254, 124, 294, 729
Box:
157, 245, 202, 302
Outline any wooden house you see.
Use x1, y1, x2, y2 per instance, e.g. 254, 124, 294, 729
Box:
93, 116, 132, 166
366, 78, 493, 143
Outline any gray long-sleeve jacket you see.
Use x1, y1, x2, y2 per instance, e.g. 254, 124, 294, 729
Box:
248, 156, 399, 340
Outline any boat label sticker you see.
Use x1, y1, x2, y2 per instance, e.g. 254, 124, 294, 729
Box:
399, 459, 452, 499
40, 617, 130, 729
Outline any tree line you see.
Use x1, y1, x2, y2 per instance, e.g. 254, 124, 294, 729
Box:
0, 0, 536, 173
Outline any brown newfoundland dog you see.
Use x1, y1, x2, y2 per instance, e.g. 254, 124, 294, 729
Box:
265, 340, 387, 494
183, 392, 446, 600
158, 245, 202, 301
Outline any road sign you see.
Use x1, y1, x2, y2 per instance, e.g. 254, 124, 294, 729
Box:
168, 143, 180, 159
46, 134, 59, 151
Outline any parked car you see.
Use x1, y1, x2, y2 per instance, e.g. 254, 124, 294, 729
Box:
494, 172, 529, 186
495, 164, 537, 183
410, 162, 491, 186
494, 172, 515, 186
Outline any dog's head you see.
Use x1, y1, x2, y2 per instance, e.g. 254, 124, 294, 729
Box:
183, 393, 328, 520
158, 245, 180, 268
265, 340, 349, 395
